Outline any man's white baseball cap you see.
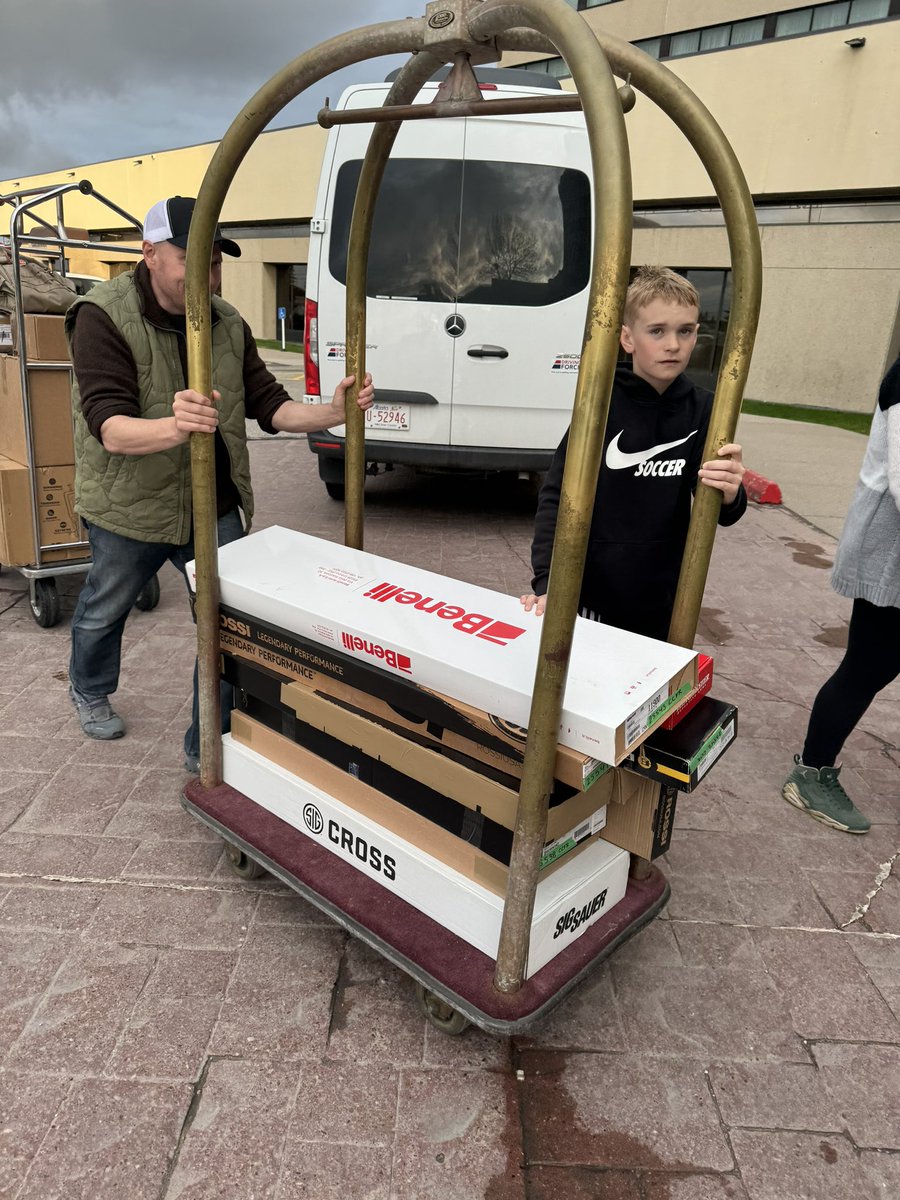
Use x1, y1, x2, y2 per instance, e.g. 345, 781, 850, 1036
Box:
142, 196, 241, 257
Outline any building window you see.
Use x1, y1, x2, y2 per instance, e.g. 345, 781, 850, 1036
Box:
633, 37, 662, 58
635, 0, 892, 60
513, 0, 892, 70
669, 30, 701, 56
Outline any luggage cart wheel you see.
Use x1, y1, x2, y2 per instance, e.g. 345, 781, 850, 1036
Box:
224, 842, 267, 880
415, 983, 470, 1036
134, 575, 161, 611
29, 578, 60, 628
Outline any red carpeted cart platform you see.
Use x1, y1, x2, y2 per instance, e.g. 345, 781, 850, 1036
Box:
183, 777, 669, 1036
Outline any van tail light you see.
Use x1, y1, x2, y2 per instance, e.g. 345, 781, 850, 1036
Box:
304, 298, 320, 396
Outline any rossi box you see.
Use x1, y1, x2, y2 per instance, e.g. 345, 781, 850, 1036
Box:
225, 713, 630, 978
622, 696, 737, 792
220, 637, 606, 793
0, 355, 74, 466
197, 527, 697, 764
602, 774, 678, 860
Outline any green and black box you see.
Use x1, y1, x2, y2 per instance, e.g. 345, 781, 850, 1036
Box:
622, 696, 737, 793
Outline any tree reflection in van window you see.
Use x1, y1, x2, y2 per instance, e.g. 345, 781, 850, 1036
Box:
329, 159, 590, 307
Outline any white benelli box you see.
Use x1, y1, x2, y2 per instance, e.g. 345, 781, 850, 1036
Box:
190, 526, 696, 763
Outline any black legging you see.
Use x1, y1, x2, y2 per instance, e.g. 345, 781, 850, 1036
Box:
803, 597, 900, 768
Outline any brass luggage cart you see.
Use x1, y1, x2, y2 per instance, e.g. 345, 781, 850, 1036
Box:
181, 0, 761, 1033
0, 181, 159, 625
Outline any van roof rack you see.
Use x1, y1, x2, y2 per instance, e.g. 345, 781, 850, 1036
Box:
384, 64, 562, 91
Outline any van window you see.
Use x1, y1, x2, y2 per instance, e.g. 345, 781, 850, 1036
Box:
329, 158, 590, 307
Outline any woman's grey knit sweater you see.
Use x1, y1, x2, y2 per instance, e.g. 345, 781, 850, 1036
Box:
831, 359, 900, 609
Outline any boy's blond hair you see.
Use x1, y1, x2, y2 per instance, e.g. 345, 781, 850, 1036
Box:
623, 266, 700, 326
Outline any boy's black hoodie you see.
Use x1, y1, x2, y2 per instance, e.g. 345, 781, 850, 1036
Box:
530, 364, 747, 639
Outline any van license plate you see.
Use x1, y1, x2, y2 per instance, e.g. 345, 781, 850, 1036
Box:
366, 403, 410, 431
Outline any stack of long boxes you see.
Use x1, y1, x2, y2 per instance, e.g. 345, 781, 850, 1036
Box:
193, 527, 736, 978
0, 312, 81, 566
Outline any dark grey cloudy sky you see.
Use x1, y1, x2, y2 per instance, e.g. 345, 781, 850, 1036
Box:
0, 0, 424, 179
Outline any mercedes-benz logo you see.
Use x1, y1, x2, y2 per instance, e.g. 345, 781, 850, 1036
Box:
444, 313, 466, 338
303, 803, 324, 836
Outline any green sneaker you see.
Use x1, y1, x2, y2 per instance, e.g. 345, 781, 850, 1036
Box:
782, 755, 870, 834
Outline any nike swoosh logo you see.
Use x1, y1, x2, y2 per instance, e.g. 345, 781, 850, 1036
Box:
605, 429, 697, 470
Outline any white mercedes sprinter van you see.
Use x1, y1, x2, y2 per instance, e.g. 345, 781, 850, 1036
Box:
304, 68, 592, 499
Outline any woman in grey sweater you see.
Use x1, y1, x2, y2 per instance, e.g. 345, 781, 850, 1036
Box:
782, 358, 900, 834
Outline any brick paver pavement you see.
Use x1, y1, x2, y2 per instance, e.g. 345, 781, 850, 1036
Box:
0, 437, 896, 1199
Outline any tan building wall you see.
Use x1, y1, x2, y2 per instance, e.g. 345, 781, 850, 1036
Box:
634, 223, 900, 410
507, 16, 899, 199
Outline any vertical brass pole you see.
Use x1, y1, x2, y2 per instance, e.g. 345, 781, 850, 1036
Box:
184, 20, 426, 787
470, 0, 633, 993
344, 52, 443, 550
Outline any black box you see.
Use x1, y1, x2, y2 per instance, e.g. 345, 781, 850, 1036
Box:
621, 696, 737, 792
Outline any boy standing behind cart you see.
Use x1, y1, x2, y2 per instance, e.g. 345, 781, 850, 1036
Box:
521, 266, 747, 640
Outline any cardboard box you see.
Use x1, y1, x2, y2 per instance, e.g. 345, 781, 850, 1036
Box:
0, 456, 85, 565
224, 713, 630, 978
220, 637, 606, 792
236, 692, 609, 870
13, 314, 70, 362
197, 527, 697, 763
223, 654, 611, 867
279, 680, 611, 849
602, 774, 678, 860
660, 653, 713, 730
0, 355, 75, 466
622, 697, 738, 792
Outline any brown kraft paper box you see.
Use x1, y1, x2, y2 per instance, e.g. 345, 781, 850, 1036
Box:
0, 457, 84, 566
0, 355, 75, 466
228, 711, 607, 896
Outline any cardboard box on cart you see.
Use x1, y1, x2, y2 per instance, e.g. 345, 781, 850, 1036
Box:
195, 526, 698, 766
0, 456, 83, 566
0, 354, 75, 466
278, 679, 611, 868
602, 771, 679, 861
219, 636, 608, 793
225, 711, 631, 979
12, 314, 70, 362
219, 651, 611, 869
622, 696, 738, 793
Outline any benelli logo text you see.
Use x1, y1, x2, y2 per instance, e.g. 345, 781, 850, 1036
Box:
553, 889, 608, 939
341, 633, 413, 673
363, 583, 526, 647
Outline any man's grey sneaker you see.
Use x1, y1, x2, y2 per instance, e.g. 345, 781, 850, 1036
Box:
781, 755, 870, 834
184, 754, 200, 775
68, 684, 125, 740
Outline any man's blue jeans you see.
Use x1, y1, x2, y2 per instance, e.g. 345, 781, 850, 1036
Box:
68, 510, 245, 760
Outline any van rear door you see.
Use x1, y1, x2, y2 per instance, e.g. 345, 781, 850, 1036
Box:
317, 105, 466, 449
449, 109, 592, 451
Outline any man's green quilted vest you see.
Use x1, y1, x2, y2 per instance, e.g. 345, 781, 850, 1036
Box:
66, 271, 253, 544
